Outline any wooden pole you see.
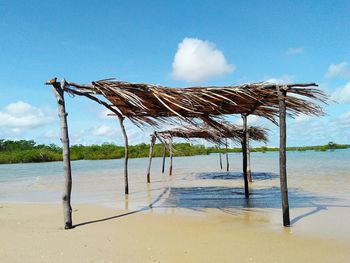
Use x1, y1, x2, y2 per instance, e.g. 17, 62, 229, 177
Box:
162, 143, 166, 173
277, 85, 290, 227
49, 78, 73, 229
225, 138, 229, 171
146, 133, 156, 183
169, 137, 173, 176
241, 114, 249, 198
118, 117, 129, 195
219, 150, 223, 170
247, 128, 252, 183
247, 141, 252, 182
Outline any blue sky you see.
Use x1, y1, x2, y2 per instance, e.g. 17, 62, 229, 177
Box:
0, 0, 349, 147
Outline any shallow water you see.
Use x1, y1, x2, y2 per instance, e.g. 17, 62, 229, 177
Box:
1, 149, 350, 238
1, 149, 349, 204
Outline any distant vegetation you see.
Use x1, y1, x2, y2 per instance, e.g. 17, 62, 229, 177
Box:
0, 139, 349, 164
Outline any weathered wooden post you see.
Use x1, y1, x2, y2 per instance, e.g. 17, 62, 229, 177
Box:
169, 137, 173, 176
118, 117, 129, 195
219, 150, 223, 170
246, 121, 252, 182
225, 138, 229, 171
241, 113, 249, 198
47, 78, 73, 229
277, 85, 290, 227
247, 139, 252, 182
162, 143, 166, 173
146, 132, 157, 183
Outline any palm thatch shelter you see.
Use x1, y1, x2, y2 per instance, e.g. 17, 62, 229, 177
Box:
145, 123, 268, 182
46, 78, 328, 229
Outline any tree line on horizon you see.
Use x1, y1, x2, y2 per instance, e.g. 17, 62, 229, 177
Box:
0, 139, 348, 164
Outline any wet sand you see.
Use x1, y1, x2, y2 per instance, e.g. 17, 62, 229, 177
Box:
1, 203, 350, 263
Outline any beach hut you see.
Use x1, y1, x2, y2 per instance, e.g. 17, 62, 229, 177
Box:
146, 123, 268, 186
46, 78, 328, 228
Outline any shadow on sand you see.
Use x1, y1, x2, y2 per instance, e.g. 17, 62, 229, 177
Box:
73, 187, 170, 228
73, 171, 347, 228
160, 185, 348, 225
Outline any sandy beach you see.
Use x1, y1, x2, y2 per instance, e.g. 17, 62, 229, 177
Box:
1, 152, 350, 262
1, 203, 350, 263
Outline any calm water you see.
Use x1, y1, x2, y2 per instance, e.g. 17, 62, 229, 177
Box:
1, 149, 349, 207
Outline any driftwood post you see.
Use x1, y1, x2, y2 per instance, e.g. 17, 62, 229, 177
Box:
146, 133, 156, 183
219, 151, 223, 170
169, 137, 173, 176
162, 143, 166, 173
241, 114, 249, 198
118, 117, 129, 195
247, 139, 252, 182
48, 78, 73, 229
244, 115, 252, 182
225, 138, 229, 171
277, 86, 290, 226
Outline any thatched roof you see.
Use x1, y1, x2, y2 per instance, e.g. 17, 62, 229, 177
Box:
155, 123, 268, 145
48, 78, 328, 128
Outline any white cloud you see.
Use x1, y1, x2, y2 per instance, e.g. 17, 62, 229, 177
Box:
286, 47, 304, 55
234, 115, 260, 125
44, 130, 58, 139
11, 128, 22, 134
287, 111, 350, 145
98, 109, 114, 119
92, 125, 117, 136
294, 115, 313, 123
171, 37, 234, 83
325, 62, 350, 79
0, 101, 55, 129
265, 75, 294, 84
331, 82, 350, 103
339, 111, 350, 120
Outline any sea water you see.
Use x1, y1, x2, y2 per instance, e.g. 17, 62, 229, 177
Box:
1, 149, 349, 207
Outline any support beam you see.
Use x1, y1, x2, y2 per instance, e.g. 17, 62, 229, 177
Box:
241, 114, 250, 198
162, 143, 166, 173
118, 117, 129, 195
225, 138, 229, 171
49, 78, 73, 229
169, 137, 173, 176
219, 150, 223, 170
277, 86, 290, 227
247, 130, 252, 183
146, 133, 157, 183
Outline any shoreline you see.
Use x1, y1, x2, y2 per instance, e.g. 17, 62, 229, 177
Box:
1, 144, 349, 165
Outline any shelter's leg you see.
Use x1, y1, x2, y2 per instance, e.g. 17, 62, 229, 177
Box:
278, 86, 290, 227
219, 151, 223, 170
225, 138, 229, 171
169, 137, 173, 176
247, 138, 252, 182
118, 117, 129, 195
146, 133, 156, 183
162, 143, 166, 173
50, 79, 73, 229
241, 114, 250, 198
